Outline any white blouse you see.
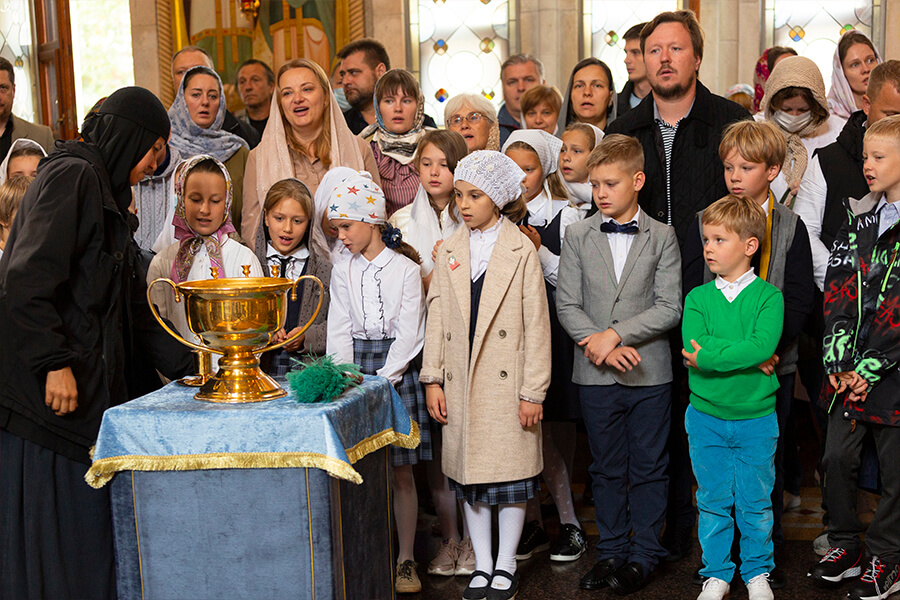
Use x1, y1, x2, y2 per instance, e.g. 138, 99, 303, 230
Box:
326, 247, 425, 384
469, 217, 504, 282
526, 190, 583, 287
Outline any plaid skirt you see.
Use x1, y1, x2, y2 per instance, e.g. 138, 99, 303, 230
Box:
353, 337, 432, 467
449, 476, 540, 506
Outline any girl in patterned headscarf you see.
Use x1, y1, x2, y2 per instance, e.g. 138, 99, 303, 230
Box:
148, 155, 263, 346
361, 69, 435, 217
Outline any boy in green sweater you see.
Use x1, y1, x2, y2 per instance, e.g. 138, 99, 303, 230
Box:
681, 194, 785, 600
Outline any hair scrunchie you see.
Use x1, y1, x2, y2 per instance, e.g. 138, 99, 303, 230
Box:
382, 224, 403, 249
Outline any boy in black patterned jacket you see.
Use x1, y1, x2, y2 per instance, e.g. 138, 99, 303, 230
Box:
808, 115, 900, 600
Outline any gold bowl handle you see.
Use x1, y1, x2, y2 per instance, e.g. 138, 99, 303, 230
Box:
146, 277, 224, 355
262, 275, 325, 353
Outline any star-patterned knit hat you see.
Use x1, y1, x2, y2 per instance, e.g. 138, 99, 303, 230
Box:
326, 170, 386, 225
453, 150, 525, 209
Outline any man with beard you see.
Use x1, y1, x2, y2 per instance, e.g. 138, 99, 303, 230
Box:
606, 10, 750, 246
336, 39, 437, 135
605, 9, 751, 578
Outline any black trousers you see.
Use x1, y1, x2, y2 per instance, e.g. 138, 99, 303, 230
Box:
823, 408, 900, 563
0, 428, 117, 600
581, 382, 671, 572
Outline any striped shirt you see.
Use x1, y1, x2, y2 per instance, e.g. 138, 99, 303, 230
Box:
653, 100, 693, 226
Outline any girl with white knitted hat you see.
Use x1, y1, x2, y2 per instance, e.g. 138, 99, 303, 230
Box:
421, 150, 551, 600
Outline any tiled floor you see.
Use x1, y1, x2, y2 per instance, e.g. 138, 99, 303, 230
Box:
404, 401, 872, 599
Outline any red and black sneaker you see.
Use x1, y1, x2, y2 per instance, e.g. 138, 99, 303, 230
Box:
808, 546, 863, 583
849, 556, 900, 600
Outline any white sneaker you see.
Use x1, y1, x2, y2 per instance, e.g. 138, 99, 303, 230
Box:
747, 573, 774, 600
697, 577, 730, 600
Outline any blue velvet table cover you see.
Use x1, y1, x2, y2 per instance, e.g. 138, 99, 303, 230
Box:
87, 374, 418, 488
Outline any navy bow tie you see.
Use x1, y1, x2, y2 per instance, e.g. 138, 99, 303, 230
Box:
600, 221, 639, 234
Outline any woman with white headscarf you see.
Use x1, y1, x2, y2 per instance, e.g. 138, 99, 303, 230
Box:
827, 30, 881, 121
241, 58, 379, 243
0, 139, 46, 184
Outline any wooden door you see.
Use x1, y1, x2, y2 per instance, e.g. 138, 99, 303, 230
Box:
33, 0, 78, 140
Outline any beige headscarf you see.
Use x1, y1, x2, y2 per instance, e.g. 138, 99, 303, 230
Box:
253, 61, 367, 211
760, 55, 829, 190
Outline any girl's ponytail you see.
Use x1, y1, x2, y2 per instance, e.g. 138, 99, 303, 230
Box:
380, 224, 422, 265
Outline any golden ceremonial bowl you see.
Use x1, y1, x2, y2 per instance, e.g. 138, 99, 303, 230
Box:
147, 275, 324, 403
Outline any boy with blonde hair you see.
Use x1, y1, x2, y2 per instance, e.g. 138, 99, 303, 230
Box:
682, 194, 784, 600
808, 114, 900, 600
558, 134, 682, 595
683, 120, 815, 588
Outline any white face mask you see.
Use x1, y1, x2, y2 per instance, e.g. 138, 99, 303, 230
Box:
773, 109, 813, 133
333, 87, 351, 112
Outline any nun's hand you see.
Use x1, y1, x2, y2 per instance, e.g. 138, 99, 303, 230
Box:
46, 367, 78, 416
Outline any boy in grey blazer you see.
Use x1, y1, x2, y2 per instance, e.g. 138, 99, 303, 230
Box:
557, 135, 683, 595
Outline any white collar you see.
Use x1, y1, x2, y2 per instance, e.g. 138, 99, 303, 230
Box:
601, 206, 642, 226
715, 268, 756, 290
266, 242, 310, 261
353, 246, 395, 269
469, 216, 503, 239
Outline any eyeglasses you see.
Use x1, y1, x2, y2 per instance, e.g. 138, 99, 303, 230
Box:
447, 112, 485, 126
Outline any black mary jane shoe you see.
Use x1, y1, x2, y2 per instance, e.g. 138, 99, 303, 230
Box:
462, 570, 492, 600
579, 557, 622, 590
608, 562, 648, 596
486, 569, 520, 600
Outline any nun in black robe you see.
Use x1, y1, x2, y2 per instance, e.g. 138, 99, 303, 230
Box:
0, 87, 193, 600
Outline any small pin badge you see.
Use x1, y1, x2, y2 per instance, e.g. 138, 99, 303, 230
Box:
449, 255, 460, 270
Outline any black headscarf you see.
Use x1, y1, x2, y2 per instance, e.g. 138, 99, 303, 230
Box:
80, 86, 170, 211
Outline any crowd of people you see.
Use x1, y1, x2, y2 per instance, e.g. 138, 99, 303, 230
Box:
1, 8, 900, 600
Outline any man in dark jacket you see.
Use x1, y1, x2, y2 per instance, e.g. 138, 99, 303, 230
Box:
606, 12, 750, 247
616, 22, 651, 118
605, 10, 751, 567
0, 87, 192, 600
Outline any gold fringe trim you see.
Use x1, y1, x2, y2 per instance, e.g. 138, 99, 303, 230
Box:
344, 421, 420, 464
86, 451, 362, 489
85, 423, 420, 489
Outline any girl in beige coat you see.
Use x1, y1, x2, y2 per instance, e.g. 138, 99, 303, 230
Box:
421, 150, 551, 600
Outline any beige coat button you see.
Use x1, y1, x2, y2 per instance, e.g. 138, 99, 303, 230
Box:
499, 371, 508, 379
499, 330, 506, 338
447, 372, 453, 381
446, 332, 452, 341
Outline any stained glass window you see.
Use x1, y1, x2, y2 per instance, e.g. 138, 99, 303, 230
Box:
0, 0, 37, 123
409, 0, 514, 126
70, 0, 135, 126
765, 0, 882, 94
587, 0, 678, 96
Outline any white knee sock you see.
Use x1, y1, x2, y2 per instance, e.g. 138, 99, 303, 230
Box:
493, 503, 526, 590
542, 429, 580, 528
462, 501, 493, 587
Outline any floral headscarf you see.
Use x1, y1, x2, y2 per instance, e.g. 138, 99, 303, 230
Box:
753, 49, 771, 113
170, 154, 238, 283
